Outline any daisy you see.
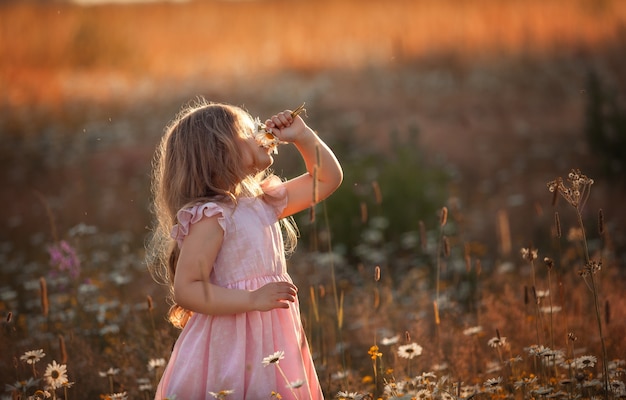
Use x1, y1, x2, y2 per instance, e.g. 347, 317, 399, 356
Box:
487, 336, 507, 348
6, 378, 39, 392
336, 391, 359, 399
31, 389, 52, 399
106, 392, 128, 400
575, 355, 598, 369
463, 326, 483, 336
415, 389, 431, 399
514, 376, 537, 390
287, 380, 304, 389
397, 343, 423, 359
209, 390, 235, 399
483, 377, 502, 393
20, 349, 46, 365
380, 335, 400, 346
43, 360, 68, 389
253, 118, 281, 154
262, 350, 285, 367
147, 358, 166, 371
99, 367, 120, 377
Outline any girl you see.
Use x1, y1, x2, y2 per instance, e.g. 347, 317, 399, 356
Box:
148, 99, 342, 399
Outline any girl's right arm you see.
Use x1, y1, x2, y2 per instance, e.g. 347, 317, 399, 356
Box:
172, 215, 298, 316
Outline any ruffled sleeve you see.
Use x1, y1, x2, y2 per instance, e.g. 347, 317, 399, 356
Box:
170, 203, 226, 248
261, 175, 288, 217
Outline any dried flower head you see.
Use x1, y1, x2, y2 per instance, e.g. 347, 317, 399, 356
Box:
579, 260, 602, 277
521, 247, 538, 262
547, 169, 594, 211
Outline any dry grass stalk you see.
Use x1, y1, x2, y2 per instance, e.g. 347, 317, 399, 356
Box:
497, 209, 511, 256
440, 206, 448, 227
598, 208, 605, 235
39, 277, 48, 318
372, 181, 382, 205
554, 211, 562, 238
59, 334, 67, 364
360, 202, 368, 224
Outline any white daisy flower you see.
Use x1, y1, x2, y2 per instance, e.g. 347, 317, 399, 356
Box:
43, 360, 68, 389
262, 350, 285, 367
397, 342, 423, 359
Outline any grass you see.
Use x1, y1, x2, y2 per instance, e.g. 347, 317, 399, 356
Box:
1, 0, 626, 398
1, 166, 625, 399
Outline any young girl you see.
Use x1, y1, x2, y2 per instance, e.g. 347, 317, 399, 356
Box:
148, 99, 342, 399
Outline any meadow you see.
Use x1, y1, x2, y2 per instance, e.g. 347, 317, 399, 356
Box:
1, 0, 625, 398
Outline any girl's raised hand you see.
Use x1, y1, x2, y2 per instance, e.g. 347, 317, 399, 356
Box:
250, 281, 298, 312
265, 110, 307, 143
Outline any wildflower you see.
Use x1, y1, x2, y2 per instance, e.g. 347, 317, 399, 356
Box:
525, 344, 551, 357
147, 358, 166, 371
521, 247, 538, 262
547, 169, 594, 210
5, 378, 39, 392
380, 335, 400, 346
138, 378, 153, 392
540, 305, 562, 314
487, 336, 507, 348
30, 390, 51, 399
486, 361, 502, 374
286, 380, 304, 389
105, 393, 128, 400
483, 377, 502, 392
579, 260, 602, 277
419, 371, 437, 381
505, 355, 523, 365
397, 342, 423, 359
253, 117, 281, 154
432, 362, 449, 371
336, 391, 359, 399
99, 367, 120, 377
438, 391, 454, 400
574, 355, 598, 369
514, 376, 537, 390
43, 361, 68, 389
47, 240, 80, 279
20, 349, 46, 365
609, 380, 626, 395
262, 350, 285, 367
533, 386, 553, 396
368, 345, 382, 360
459, 385, 478, 398
331, 370, 349, 380
209, 390, 235, 399
463, 326, 483, 336
415, 389, 431, 399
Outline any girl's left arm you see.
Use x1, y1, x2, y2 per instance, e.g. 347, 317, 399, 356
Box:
266, 111, 343, 218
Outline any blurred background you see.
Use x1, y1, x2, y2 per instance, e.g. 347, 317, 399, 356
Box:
1, 0, 625, 395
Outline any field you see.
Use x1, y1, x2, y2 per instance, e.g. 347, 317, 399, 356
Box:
1, 0, 626, 398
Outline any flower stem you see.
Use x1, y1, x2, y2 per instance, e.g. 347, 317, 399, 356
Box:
576, 210, 609, 398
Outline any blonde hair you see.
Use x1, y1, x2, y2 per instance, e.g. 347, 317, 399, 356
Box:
147, 98, 298, 328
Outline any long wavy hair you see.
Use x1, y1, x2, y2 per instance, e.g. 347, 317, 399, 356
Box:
147, 99, 298, 328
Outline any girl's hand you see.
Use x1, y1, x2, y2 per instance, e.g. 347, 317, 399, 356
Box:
265, 110, 308, 143
250, 281, 298, 311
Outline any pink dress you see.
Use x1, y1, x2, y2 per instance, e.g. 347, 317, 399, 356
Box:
155, 178, 322, 400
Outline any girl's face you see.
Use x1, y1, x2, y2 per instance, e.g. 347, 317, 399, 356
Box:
239, 117, 274, 174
